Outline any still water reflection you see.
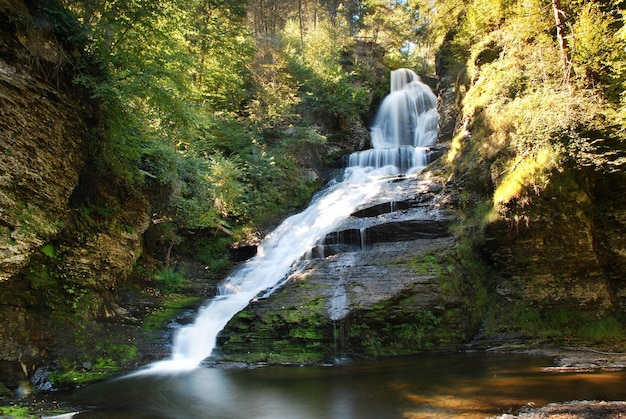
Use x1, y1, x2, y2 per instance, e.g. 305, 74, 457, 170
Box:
68, 353, 626, 419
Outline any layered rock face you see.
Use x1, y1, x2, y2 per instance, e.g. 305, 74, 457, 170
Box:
0, 1, 151, 385
483, 170, 626, 316
0, 0, 88, 281
217, 174, 482, 363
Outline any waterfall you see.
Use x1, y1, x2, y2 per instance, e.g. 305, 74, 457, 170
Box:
349, 68, 438, 175
143, 68, 438, 374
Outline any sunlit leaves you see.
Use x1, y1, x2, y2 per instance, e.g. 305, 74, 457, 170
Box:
281, 15, 369, 118
571, 3, 626, 101
357, 0, 425, 67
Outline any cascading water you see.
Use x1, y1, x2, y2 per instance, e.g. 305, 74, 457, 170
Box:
144, 68, 438, 374
348, 68, 438, 174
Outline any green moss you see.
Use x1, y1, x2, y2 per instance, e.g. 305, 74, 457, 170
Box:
49, 341, 139, 387
348, 304, 446, 357
282, 298, 325, 323
289, 327, 324, 340
578, 317, 624, 343
49, 359, 116, 386
49, 366, 114, 386
408, 253, 442, 275
0, 405, 32, 418
142, 295, 204, 333
28, 263, 56, 291
484, 299, 626, 347
220, 287, 335, 364
493, 145, 560, 208
267, 349, 324, 364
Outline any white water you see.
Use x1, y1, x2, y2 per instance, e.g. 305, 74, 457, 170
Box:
143, 68, 438, 374
142, 166, 395, 374
349, 68, 438, 175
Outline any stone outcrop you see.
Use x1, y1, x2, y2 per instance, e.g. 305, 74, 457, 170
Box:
481, 168, 626, 334
0, 1, 152, 386
0, 1, 89, 282
217, 174, 483, 363
433, 27, 626, 344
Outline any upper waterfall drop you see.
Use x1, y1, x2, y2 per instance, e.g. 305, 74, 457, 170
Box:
349, 68, 438, 174
372, 68, 437, 149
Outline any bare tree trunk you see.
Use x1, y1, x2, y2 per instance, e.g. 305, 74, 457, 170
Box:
165, 238, 175, 268
298, 0, 305, 56
552, 0, 571, 83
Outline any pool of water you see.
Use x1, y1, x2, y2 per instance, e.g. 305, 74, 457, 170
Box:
62, 352, 626, 418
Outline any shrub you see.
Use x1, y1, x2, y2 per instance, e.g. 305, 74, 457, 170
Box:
154, 267, 185, 293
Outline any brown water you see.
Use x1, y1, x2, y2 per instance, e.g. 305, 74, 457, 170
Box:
66, 353, 626, 419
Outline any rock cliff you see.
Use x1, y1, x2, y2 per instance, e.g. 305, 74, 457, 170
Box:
435, 31, 626, 346
0, 0, 88, 282
481, 168, 626, 338
0, 0, 150, 386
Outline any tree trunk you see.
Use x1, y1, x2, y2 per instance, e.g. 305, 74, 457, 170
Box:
298, 0, 305, 56
552, 0, 571, 83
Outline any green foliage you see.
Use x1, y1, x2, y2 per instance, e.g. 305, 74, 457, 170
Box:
0, 405, 32, 419
439, 0, 626, 216
571, 3, 626, 101
179, 236, 233, 271
72, 199, 116, 235
354, 0, 430, 69
579, 317, 625, 342
283, 17, 369, 119
37, 0, 482, 293
39, 243, 57, 259
154, 267, 185, 293
492, 145, 560, 207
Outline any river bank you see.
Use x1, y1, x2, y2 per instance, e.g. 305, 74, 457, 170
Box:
492, 347, 626, 418
499, 401, 626, 418
2, 346, 625, 419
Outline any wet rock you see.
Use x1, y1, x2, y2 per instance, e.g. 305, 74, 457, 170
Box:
500, 400, 626, 418
218, 174, 481, 363
0, 53, 88, 281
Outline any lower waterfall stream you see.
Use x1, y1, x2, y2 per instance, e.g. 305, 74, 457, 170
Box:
144, 165, 396, 373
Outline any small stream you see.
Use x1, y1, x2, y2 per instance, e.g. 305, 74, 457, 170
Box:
59, 352, 626, 418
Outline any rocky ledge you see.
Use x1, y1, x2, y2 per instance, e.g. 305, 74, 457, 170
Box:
499, 401, 626, 418
489, 347, 626, 418
214, 172, 483, 363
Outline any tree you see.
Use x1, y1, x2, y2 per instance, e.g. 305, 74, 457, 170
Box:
552, 0, 571, 83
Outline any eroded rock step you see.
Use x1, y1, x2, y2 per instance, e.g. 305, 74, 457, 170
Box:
318, 176, 455, 255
